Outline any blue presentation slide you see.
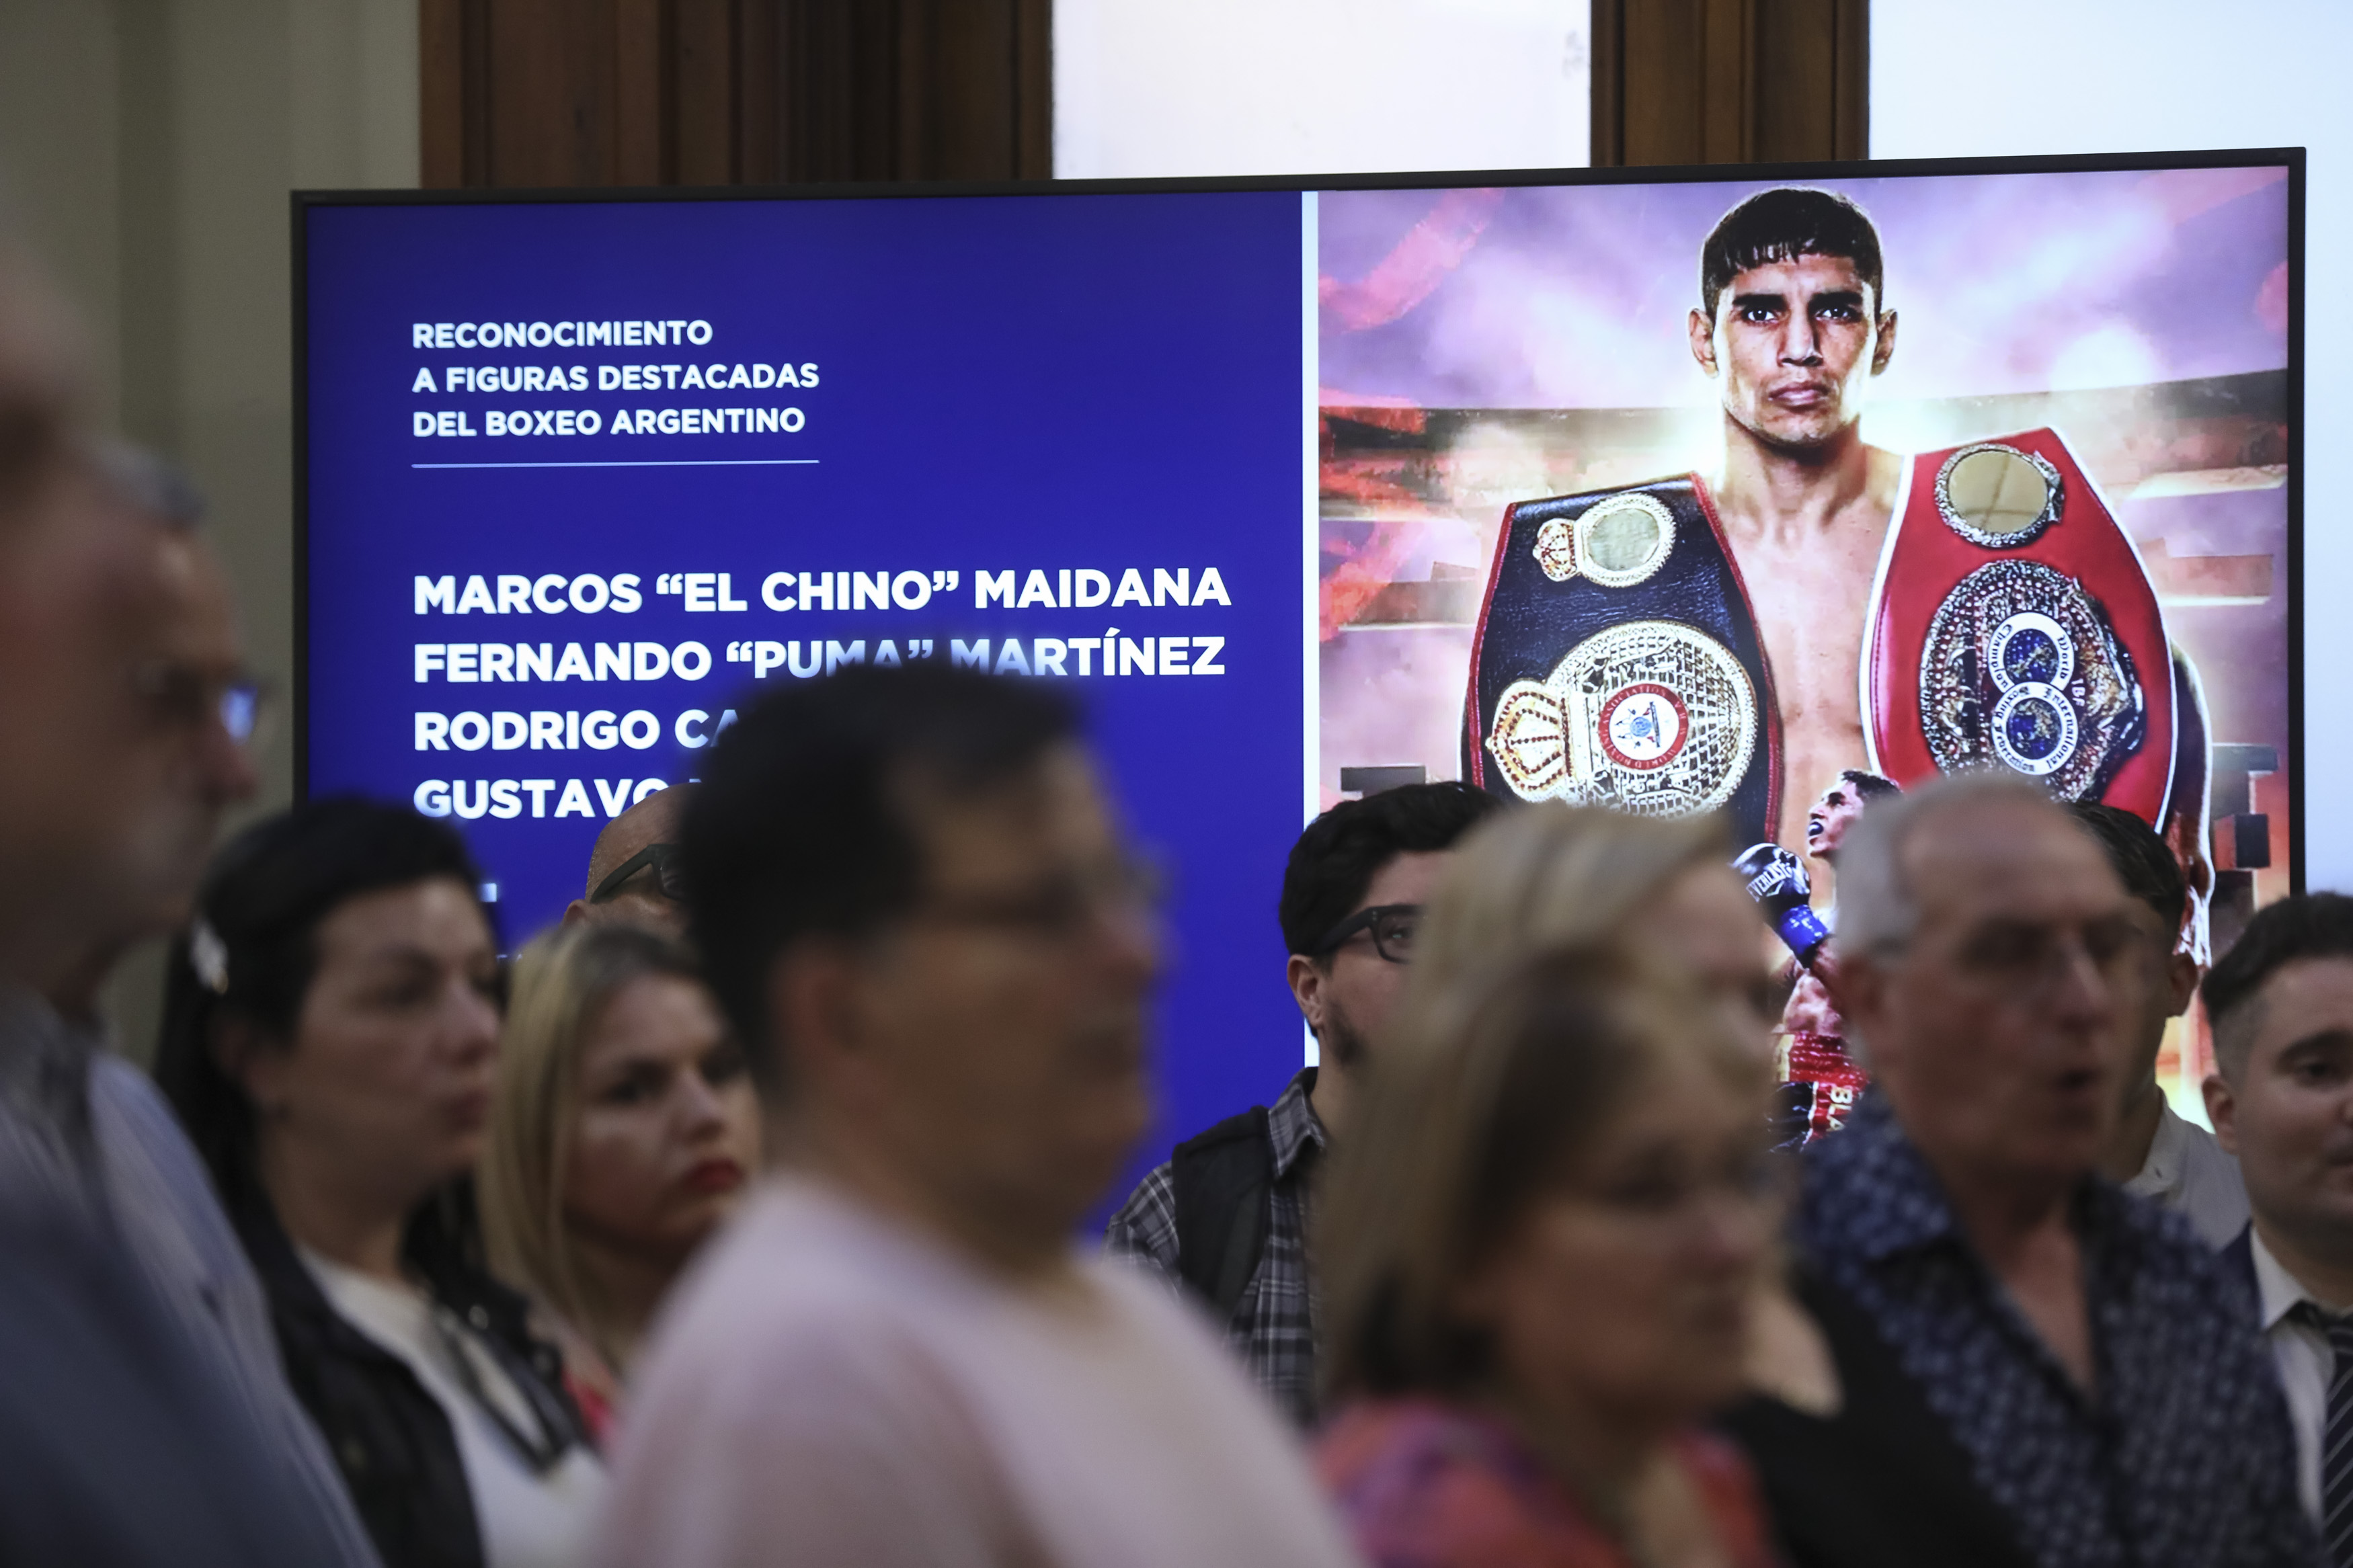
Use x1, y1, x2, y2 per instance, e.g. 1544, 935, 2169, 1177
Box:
303, 190, 1312, 1171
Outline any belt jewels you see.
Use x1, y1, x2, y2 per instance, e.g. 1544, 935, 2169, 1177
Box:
1866, 429, 2174, 824
1464, 477, 1780, 846
1484, 620, 1758, 815
1919, 558, 2147, 801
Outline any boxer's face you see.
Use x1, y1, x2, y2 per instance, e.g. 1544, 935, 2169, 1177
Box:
1689, 253, 1895, 451
1808, 781, 1868, 862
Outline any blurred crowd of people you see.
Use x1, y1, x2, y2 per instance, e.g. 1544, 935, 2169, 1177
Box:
0, 233, 2347, 1568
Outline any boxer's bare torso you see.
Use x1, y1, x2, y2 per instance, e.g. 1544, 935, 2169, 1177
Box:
1709, 441, 1903, 851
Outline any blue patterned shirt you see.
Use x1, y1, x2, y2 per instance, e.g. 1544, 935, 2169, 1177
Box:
1801, 1093, 2315, 1568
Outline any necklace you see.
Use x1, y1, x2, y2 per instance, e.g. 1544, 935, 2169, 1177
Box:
424, 1302, 577, 1474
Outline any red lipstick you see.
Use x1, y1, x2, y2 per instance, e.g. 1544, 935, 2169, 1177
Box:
681, 1157, 745, 1196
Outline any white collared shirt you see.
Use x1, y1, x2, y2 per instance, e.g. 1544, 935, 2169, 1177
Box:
2124, 1100, 2249, 1248
2249, 1229, 2335, 1522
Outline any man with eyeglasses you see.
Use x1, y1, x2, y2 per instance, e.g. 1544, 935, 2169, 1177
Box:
596, 663, 1359, 1568
1105, 780, 1500, 1425
0, 243, 375, 1564
29, 448, 268, 1016
1746, 773, 2309, 1568
563, 784, 690, 937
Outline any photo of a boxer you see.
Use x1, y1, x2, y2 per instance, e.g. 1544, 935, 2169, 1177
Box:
1767, 769, 1899, 1145
1678, 190, 1903, 848
1318, 165, 2291, 1110
1806, 770, 1899, 861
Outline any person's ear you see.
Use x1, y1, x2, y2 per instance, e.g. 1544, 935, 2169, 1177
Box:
766, 940, 874, 1105
2204, 1069, 2240, 1156
1287, 952, 1328, 1037
1872, 308, 1898, 375
2163, 952, 2200, 1018
1689, 306, 1720, 376
212, 1016, 289, 1118
561, 899, 592, 927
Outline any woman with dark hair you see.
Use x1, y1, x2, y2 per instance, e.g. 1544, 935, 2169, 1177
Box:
156, 798, 601, 1568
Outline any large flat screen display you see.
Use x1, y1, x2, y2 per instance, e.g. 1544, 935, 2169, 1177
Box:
300, 150, 2300, 1167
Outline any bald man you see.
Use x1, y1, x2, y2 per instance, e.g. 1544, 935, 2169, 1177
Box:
564, 784, 690, 937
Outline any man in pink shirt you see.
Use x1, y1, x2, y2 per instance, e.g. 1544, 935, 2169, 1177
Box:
594, 663, 1361, 1568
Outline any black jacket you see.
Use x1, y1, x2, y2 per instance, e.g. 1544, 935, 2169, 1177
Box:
1718, 1262, 2036, 1568
2221, 1223, 2260, 1311
230, 1184, 588, 1568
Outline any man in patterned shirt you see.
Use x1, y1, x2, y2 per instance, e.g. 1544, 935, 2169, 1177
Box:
1104, 781, 1499, 1423
1778, 772, 2311, 1568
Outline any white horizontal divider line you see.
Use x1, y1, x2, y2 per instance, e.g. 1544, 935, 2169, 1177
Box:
409, 458, 821, 470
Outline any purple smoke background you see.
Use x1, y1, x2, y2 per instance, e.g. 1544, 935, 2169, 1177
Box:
1318, 168, 2289, 409
1314, 167, 2292, 868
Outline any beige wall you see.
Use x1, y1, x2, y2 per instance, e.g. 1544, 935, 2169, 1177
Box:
0, 0, 418, 1059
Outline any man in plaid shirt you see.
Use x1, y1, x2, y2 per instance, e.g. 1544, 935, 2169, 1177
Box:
1105, 782, 1499, 1424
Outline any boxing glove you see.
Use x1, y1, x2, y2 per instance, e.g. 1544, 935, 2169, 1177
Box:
1733, 842, 1832, 971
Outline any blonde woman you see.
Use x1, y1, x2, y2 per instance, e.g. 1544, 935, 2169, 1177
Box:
1327, 806, 1839, 1544
1315, 944, 1783, 1568
1413, 802, 1779, 1061
481, 923, 762, 1438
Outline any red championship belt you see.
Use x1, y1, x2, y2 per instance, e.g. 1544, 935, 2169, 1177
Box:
1864, 428, 2173, 825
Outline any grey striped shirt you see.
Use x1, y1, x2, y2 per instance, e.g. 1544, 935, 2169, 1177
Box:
0, 987, 381, 1567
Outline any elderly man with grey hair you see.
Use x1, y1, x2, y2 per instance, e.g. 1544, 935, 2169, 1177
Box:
1730, 773, 2311, 1568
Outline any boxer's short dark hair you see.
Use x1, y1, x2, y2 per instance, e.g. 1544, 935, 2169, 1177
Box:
1837, 769, 1901, 804
1700, 188, 1886, 321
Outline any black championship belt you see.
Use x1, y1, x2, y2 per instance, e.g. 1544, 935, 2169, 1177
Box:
1462, 477, 1780, 845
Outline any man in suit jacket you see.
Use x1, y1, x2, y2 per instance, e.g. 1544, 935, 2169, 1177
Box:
2205, 892, 2353, 1546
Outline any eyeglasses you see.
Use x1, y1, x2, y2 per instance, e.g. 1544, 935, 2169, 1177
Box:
1880, 909, 2143, 998
88, 438, 205, 526
914, 853, 1165, 943
1312, 903, 1422, 964
130, 659, 272, 751
591, 843, 685, 905
1581, 1147, 1794, 1250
